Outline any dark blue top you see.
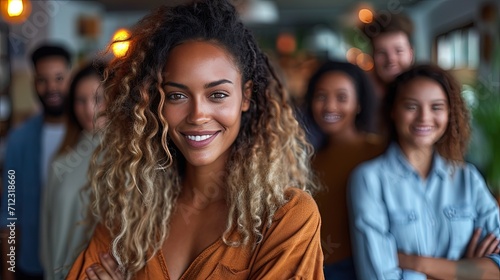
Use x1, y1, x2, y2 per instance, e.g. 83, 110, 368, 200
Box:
1, 114, 44, 274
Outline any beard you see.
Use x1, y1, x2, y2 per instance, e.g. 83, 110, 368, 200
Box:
38, 91, 66, 117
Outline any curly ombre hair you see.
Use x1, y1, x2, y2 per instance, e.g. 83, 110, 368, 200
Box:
89, 0, 317, 277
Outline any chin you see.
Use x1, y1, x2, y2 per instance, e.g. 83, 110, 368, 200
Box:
185, 156, 213, 167
411, 140, 436, 149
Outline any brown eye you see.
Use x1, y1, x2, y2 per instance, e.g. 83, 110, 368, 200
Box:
210, 92, 228, 100
432, 105, 444, 111
337, 94, 347, 102
167, 93, 186, 100
314, 93, 326, 101
405, 104, 417, 110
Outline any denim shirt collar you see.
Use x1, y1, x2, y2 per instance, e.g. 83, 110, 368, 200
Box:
385, 142, 449, 179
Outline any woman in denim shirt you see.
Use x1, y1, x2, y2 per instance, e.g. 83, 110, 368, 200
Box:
348, 64, 500, 279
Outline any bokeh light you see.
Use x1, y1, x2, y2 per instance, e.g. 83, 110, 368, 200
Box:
7, 0, 23, 17
346, 47, 362, 64
111, 29, 130, 58
276, 33, 297, 55
1, 0, 30, 23
356, 53, 374, 71
358, 8, 373, 24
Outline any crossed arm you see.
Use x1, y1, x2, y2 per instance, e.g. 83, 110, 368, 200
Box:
399, 228, 500, 280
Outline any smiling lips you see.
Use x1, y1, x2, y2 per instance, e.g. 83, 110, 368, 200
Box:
182, 131, 220, 148
45, 92, 63, 106
412, 125, 433, 136
186, 135, 212, 141
322, 113, 342, 123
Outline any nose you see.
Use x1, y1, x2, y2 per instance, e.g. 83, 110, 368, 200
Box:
387, 52, 397, 64
417, 106, 432, 122
187, 98, 210, 125
324, 96, 337, 112
47, 79, 59, 92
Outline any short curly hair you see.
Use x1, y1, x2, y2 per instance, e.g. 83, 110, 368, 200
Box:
363, 12, 414, 46
383, 64, 470, 162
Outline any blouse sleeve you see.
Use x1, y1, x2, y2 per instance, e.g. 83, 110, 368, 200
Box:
347, 164, 425, 280
66, 223, 112, 279
248, 188, 324, 280
468, 164, 500, 267
39, 161, 57, 272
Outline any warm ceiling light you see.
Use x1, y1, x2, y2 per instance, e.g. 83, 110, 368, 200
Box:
358, 8, 373, 24
346, 47, 362, 64
356, 53, 374, 71
1, 0, 30, 23
111, 29, 130, 58
7, 0, 23, 17
276, 33, 296, 55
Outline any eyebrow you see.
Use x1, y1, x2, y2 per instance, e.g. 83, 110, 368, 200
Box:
164, 81, 188, 90
402, 98, 448, 103
163, 79, 233, 90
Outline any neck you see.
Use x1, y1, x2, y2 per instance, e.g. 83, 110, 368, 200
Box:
398, 142, 434, 179
180, 165, 227, 210
328, 126, 362, 145
44, 115, 65, 124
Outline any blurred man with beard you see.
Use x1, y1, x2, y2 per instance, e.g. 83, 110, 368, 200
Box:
1, 44, 71, 280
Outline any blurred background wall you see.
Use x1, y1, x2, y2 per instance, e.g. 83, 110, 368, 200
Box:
1, 0, 498, 123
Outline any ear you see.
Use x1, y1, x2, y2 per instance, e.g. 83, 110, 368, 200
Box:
241, 80, 253, 112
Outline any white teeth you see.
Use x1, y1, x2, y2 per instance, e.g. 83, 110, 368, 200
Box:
414, 126, 432, 132
323, 114, 341, 123
186, 135, 212, 141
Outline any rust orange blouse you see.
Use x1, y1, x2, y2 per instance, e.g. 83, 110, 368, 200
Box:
67, 188, 324, 279
313, 135, 385, 264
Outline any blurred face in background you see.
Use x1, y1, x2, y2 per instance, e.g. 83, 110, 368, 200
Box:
311, 71, 359, 136
74, 75, 104, 133
372, 32, 414, 84
391, 77, 449, 151
34, 56, 71, 117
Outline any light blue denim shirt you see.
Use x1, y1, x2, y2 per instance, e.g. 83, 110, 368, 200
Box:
348, 143, 500, 280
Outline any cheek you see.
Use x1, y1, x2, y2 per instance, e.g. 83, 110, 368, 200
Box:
399, 54, 413, 66
218, 105, 243, 127
392, 109, 409, 127
35, 83, 46, 94
311, 101, 322, 115
438, 113, 449, 127
74, 104, 86, 122
342, 101, 358, 117
61, 78, 70, 90
374, 54, 386, 65
163, 105, 184, 125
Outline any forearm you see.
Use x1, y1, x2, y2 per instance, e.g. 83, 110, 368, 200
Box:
414, 256, 500, 280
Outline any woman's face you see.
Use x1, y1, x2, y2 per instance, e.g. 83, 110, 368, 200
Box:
392, 77, 449, 150
311, 71, 359, 136
74, 76, 104, 133
162, 41, 251, 169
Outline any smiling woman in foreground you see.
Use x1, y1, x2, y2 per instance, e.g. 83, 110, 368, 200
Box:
66, 0, 323, 279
